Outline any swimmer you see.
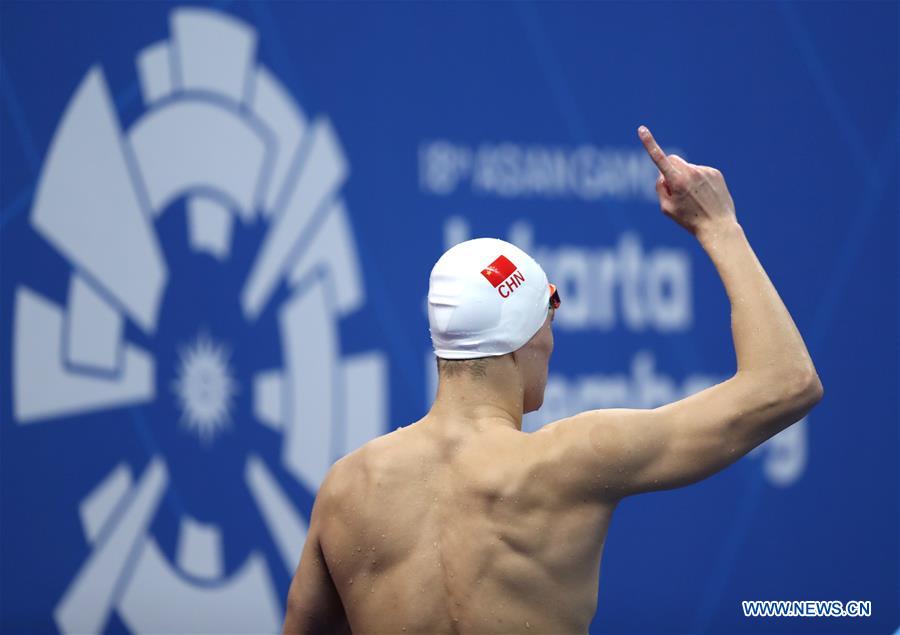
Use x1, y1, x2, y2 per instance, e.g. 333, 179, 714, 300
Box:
282, 125, 823, 634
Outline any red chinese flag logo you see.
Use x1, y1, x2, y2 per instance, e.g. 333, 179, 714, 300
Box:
481, 255, 517, 288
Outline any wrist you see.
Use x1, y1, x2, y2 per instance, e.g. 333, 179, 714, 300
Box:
697, 219, 743, 251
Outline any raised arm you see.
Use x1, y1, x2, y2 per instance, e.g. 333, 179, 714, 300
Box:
539, 126, 823, 498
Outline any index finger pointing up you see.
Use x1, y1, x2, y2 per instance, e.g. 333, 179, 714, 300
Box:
638, 125, 677, 179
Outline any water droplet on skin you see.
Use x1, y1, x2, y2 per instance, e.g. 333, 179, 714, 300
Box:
433, 542, 438, 548
349, 578, 354, 585
526, 621, 532, 629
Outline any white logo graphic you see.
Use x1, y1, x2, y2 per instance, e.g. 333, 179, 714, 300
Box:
12, 8, 388, 634
172, 332, 238, 443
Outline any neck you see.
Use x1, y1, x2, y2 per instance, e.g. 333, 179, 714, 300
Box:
428, 356, 524, 431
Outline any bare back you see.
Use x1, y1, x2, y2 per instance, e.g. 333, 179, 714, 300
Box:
319, 417, 614, 633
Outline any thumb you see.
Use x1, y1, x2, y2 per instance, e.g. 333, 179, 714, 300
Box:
656, 172, 672, 197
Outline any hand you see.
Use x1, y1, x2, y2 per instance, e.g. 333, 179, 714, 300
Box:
638, 125, 737, 240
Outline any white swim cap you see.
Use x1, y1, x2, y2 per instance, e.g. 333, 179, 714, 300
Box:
428, 238, 556, 360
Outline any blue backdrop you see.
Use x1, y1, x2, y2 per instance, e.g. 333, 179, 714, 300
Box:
1, 2, 897, 634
